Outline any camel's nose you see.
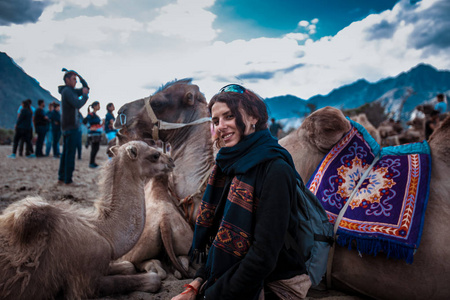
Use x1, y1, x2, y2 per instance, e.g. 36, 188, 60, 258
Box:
167, 157, 175, 169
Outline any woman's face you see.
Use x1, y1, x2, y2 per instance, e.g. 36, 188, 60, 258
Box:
94, 103, 100, 111
211, 101, 257, 148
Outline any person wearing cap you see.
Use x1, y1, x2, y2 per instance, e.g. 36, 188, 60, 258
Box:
57, 70, 89, 185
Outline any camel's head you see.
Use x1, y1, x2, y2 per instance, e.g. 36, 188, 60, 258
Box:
301, 106, 351, 153
112, 140, 175, 178
113, 79, 208, 143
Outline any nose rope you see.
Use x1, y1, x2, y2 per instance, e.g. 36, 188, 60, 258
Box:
144, 97, 211, 140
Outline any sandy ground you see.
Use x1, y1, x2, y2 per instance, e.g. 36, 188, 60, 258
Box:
0, 145, 366, 300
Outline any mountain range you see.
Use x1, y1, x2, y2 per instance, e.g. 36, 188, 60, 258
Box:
265, 64, 450, 129
1, 51, 449, 130
0, 52, 58, 129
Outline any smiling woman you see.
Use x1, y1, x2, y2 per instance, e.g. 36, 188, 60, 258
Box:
172, 84, 311, 300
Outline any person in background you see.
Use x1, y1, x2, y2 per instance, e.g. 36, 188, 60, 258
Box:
34, 99, 49, 157
269, 117, 283, 139
434, 93, 447, 116
49, 102, 62, 158
45, 102, 54, 157
76, 111, 83, 160
58, 70, 89, 185
104, 103, 117, 142
172, 84, 310, 300
84, 101, 102, 168
8, 100, 34, 158
17, 99, 35, 156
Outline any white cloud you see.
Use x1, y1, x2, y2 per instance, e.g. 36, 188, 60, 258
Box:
147, 0, 218, 42
298, 20, 309, 27
1, 0, 449, 116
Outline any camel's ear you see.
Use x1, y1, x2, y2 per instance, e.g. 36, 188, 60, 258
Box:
109, 146, 119, 156
126, 145, 138, 160
183, 91, 195, 106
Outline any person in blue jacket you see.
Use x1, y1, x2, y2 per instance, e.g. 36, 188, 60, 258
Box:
49, 102, 62, 158
104, 103, 117, 142
57, 70, 89, 185
84, 101, 102, 168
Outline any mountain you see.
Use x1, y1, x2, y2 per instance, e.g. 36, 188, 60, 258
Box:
0, 52, 58, 129
266, 64, 450, 129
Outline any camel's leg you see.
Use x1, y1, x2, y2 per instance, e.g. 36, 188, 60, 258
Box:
138, 259, 167, 280
108, 260, 137, 275
96, 272, 161, 296
174, 255, 191, 279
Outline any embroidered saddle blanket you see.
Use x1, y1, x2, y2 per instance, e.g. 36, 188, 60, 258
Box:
307, 119, 431, 263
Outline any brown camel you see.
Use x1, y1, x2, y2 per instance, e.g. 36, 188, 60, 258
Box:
350, 113, 381, 144
280, 106, 450, 300
121, 173, 193, 279
114, 79, 214, 278
0, 141, 174, 299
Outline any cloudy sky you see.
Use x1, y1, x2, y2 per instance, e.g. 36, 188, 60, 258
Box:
1, 0, 449, 115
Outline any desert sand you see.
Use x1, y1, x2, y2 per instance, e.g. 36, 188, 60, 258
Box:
0, 145, 364, 300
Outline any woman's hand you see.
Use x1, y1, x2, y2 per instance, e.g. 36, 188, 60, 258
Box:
171, 278, 203, 300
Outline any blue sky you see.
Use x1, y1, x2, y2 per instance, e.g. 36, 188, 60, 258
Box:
0, 0, 449, 116
212, 0, 400, 41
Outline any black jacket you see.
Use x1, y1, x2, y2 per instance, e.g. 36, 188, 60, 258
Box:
198, 159, 307, 300
58, 85, 88, 132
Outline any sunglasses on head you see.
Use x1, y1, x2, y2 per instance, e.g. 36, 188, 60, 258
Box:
219, 84, 246, 94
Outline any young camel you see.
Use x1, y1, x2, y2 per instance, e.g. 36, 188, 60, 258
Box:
120, 173, 193, 279
0, 141, 174, 300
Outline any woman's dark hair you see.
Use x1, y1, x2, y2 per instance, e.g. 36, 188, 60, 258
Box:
106, 103, 114, 112
22, 99, 31, 109
91, 101, 100, 108
208, 87, 268, 137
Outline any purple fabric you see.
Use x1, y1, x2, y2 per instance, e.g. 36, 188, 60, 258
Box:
307, 125, 431, 263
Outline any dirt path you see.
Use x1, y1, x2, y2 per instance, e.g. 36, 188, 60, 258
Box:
0, 145, 365, 300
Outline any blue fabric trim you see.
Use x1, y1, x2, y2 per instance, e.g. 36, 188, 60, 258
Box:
381, 140, 430, 156
336, 231, 415, 264
347, 118, 381, 156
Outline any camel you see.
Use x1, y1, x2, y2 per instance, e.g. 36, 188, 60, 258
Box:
280, 106, 450, 300
350, 113, 381, 144
113, 79, 214, 278
0, 141, 174, 299
118, 140, 193, 279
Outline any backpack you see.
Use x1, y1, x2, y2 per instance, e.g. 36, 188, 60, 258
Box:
265, 159, 334, 287
287, 177, 334, 287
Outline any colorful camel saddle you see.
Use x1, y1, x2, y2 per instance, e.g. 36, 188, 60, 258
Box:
307, 119, 431, 263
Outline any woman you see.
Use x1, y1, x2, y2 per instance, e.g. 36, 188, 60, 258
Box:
8, 100, 34, 158
83, 101, 102, 168
173, 84, 310, 300
104, 102, 117, 142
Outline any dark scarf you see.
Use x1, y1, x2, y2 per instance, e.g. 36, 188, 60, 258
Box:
190, 129, 299, 286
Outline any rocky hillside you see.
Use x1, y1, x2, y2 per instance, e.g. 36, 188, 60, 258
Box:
0, 52, 58, 129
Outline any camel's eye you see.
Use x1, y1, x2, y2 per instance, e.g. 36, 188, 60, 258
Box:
147, 152, 160, 162
151, 100, 163, 110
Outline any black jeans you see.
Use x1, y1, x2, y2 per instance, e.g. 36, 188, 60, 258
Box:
90, 142, 100, 165
58, 129, 78, 184
35, 125, 48, 157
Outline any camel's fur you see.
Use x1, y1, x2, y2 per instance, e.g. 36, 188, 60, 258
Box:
350, 113, 381, 144
280, 106, 450, 300
114, 79, 214, 279
0, 141, 174, 299
121, 174, 193, 279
